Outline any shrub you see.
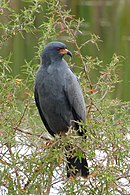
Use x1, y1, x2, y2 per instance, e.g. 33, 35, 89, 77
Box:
0, 0, 129, 194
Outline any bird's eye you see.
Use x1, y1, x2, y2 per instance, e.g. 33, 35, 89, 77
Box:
56, 47, 61, 51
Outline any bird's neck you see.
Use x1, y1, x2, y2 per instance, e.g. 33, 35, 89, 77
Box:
51, 56, 62, 64
42, 54, 63, 66
41, 54, 51, 66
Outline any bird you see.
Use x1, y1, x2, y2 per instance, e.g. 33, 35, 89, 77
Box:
34, 41, 89, 178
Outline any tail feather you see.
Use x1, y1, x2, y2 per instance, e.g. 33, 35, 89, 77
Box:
66, 156, 89, 178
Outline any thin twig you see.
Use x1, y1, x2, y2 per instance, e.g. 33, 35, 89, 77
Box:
56, 0, 93, 89
46, 174, 53, 195
17, 101, 29, 127
6, 144, 21, 189
14, 126, 51, 141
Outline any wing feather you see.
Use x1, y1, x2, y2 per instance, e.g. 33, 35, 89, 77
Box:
64, 69, 86, 123
34, 88, 55, 137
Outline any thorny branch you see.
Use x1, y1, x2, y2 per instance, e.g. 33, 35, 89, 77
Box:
16, 100, 29, 128
56, 0, 93, 89
6, 144, 21, 190
14, 126, 50, 141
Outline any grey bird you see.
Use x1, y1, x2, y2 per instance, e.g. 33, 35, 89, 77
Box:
34, 42, 89, 178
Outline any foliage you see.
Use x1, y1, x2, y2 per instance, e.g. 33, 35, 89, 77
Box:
0, 0, 129, 194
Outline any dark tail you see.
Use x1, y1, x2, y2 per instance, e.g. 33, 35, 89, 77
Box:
66, 156, 89, 178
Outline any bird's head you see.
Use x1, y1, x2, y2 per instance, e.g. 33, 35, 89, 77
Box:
41, 42, 72, 65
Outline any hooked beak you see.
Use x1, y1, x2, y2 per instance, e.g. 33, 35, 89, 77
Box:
59, 48, 72, 57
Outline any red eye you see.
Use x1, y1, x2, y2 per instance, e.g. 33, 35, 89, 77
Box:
56, 47, 60, 51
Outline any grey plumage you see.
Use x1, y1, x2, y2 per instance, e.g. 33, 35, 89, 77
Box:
34, 42, 89, 178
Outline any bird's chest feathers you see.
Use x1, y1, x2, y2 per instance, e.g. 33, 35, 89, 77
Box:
43, 66, 65, 98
